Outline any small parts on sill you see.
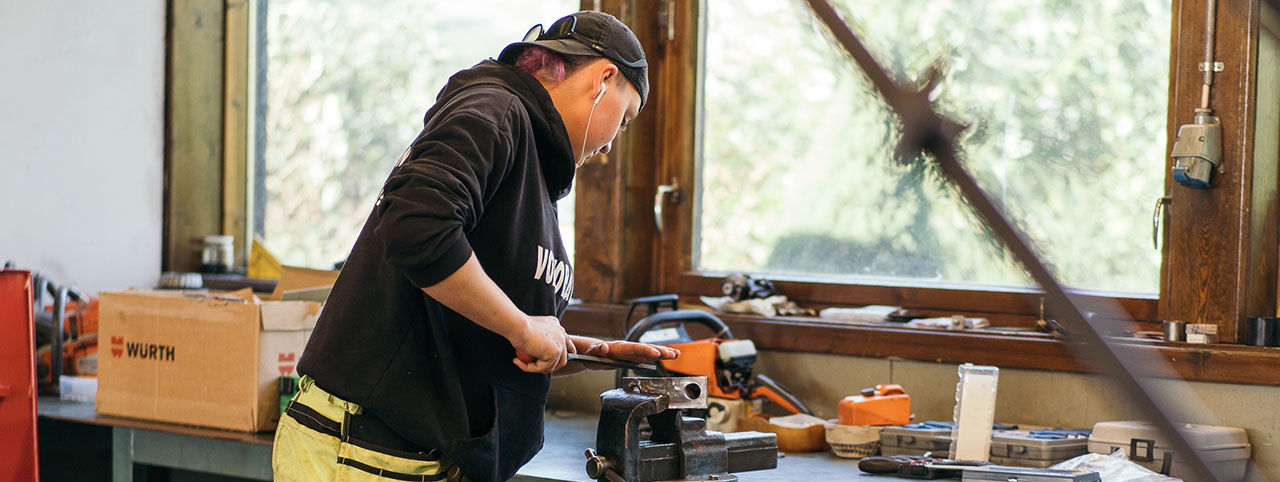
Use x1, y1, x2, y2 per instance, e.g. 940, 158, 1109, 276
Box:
720, 273, 777, 301
819, 305, 903, 323
903, 315, 989, 330
700, 294, 814, 317
1149, 321, 1220, 344
702, 273, 815, 317
820, 305, 988, 330
1035, 316, 1072, 336
704, 276, 999, 332
691, 275, 1138, 340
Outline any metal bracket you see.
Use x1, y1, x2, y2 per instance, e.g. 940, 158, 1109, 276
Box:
657, 0, 676, 42
1198, 61, 1224, 72
1152, 196, 1171, 250
621, 376, 706, 409
653, 180, 679, 234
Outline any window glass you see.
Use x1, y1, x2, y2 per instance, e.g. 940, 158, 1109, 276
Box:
698, 0, 1170, 293
258, 0, 577, 269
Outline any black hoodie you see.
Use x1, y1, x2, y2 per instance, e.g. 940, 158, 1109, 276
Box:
297, 60, 576, 481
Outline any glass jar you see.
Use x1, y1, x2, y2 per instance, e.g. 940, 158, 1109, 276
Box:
200, 235, 235, 274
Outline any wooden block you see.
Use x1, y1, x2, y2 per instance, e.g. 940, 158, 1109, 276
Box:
738, 414, 828, 453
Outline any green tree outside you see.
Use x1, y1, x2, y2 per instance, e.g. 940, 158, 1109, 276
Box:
700, 0, 1169, 294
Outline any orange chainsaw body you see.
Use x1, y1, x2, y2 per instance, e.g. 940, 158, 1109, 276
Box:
660, 339, 805, 415
37, 297, 99, 389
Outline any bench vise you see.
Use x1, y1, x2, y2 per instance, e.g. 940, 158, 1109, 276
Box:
584, 376, 778, 481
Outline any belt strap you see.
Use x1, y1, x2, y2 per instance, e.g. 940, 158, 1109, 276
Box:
295, 375, 364, 425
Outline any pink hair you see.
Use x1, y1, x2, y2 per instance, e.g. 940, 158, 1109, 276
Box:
513, 46, 591, 84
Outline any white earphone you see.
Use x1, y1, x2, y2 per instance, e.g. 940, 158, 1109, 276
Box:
593, 82, 607, 105
579, 81, 609, 168
579, 82, 608, 168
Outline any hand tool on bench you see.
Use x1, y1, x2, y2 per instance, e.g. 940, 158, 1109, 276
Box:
859, 455, 989, 479
568, 353, 658, 372
515, 351, 659, 372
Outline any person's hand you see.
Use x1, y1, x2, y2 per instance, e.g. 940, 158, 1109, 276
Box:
509, 315, 571, 374
579, 340, 680, 367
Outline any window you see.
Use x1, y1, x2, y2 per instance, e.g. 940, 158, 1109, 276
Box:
165, 0, 1280, 374
162, 0, 1280, 368
255, 0, 577, 269
698, 0, 1170, 294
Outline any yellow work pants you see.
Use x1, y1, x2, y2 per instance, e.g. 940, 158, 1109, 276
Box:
272, 376, 466, 482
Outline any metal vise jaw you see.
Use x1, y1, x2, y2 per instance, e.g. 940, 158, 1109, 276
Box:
585, 376, 777, 482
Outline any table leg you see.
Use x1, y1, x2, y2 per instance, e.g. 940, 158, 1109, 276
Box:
112, 426, 133, 482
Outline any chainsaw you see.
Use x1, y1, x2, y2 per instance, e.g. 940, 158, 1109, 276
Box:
4, 262, 99, 393
617, 296, 812, 416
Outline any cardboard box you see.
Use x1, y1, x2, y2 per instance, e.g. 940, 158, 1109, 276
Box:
96, 289, 319, 432
269, 265, 339, 300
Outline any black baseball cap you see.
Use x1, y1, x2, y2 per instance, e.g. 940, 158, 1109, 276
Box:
498, 11, 649, 109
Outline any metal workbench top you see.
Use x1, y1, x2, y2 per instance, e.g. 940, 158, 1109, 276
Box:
39, 396, 907, 481
518, 410, 908, 481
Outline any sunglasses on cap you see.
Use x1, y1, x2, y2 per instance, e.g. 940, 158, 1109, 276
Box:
522, 15, 648, 69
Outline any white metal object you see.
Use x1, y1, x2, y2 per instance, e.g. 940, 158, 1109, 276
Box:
950, 364, 1000, 461
1198, 61, 1225, 72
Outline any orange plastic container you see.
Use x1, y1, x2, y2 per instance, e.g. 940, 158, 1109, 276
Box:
837, 384, 910, 426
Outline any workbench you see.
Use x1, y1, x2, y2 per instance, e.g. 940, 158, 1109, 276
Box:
525, 410, 891, 481
37, 396, 274, 481
37, 397, 905, 481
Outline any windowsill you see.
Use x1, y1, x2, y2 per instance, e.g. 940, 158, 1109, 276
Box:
676, 273, 1161, 325
563, 302, 1280, 387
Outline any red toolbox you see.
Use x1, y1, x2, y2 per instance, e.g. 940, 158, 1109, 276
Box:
0, 270, 39, 481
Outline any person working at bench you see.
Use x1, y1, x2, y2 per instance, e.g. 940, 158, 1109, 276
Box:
272, 11, 679, 482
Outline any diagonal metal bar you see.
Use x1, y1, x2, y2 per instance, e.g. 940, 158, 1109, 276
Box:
800, 1, 1225, 480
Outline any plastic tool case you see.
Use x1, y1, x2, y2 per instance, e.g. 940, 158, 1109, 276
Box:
989, 429, 1090, 467
880, 423, 954, 456
1088, 421, 1250, 480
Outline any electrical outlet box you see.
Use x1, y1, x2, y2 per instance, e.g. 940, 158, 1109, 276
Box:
1171, 113, 1222, 188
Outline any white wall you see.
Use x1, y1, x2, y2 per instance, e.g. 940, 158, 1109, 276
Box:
0, 1, 166, 293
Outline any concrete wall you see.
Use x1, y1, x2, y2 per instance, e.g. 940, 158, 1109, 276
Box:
550, 350, 1280, 479
0, 1, 166, 293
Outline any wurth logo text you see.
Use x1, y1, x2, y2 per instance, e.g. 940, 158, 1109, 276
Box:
123, 340, 176, 362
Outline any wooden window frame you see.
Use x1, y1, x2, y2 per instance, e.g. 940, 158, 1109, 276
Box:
166, 0, 1280, 385
163, 0, 252, 273
569, 0, 1280, 385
